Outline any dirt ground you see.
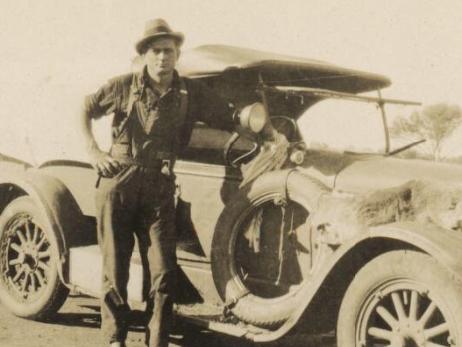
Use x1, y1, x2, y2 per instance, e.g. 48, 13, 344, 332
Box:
0, 294, 335, 347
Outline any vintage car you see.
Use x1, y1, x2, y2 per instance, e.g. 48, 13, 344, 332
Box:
0, 45, 461, 347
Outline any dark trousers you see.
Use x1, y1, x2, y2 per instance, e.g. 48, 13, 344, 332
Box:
95, 165, 177, 347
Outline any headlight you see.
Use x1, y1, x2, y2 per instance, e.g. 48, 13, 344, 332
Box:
236, 102, 268, 133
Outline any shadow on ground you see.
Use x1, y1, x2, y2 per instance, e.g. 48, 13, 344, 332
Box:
26, 295, 335, 347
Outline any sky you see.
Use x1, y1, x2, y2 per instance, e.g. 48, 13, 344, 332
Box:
0, 0, 461, 163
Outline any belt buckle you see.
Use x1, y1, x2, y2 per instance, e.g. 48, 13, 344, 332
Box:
161, 159, 171, 176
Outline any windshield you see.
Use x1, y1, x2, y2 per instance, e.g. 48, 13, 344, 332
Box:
298, 98, 421, 155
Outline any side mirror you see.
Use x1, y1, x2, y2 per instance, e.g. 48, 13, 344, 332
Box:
235, 102, 268, 133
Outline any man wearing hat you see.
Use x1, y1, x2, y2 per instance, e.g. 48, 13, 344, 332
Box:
80, 19, 235, 347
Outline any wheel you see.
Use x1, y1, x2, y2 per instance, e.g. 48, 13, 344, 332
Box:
337, 250, 462, 347
0, 196, 69, 319
211, 172, 327, 327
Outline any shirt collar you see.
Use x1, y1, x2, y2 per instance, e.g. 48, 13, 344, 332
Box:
137, 66, 181, 97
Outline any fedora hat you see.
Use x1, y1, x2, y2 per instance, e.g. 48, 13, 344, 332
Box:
135, 18, 184, 54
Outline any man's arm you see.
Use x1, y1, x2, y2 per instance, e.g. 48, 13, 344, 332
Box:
80, 105, 121, 177
80, 81, 122, 177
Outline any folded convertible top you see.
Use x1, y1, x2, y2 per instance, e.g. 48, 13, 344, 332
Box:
177, 45, 390, 94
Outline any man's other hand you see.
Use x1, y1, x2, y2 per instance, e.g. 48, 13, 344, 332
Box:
89, 149, 122, 178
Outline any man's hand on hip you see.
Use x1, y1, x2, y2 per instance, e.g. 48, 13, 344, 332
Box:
89, 149, 122, 178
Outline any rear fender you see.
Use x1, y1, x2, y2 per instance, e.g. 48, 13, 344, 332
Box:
0, 169, 84, 284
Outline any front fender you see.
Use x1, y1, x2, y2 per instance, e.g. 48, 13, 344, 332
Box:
0, 168, 84, 283
252, 220, 462, 342
368, 222, 462, 281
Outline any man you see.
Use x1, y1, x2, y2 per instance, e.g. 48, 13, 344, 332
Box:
80, 19, 235, 347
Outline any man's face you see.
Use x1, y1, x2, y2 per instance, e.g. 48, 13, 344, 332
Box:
143, 37, 179, 77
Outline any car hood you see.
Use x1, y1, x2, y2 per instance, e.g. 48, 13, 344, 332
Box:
336, 155, 462, 193
299, 150, 462, 193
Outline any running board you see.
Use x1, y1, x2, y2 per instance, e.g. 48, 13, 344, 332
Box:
174, 303, 270, 339
175, 303, 336, 344
179, 315, 248, 337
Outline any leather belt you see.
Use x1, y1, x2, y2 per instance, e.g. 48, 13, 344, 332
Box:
116, 157, 162, 169
115, 150, 175, 168
95, 153, 176, 188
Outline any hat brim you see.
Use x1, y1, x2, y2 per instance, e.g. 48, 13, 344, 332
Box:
135, 32, 184, 54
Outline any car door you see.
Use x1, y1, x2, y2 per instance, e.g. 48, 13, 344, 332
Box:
174, 122, 253, 261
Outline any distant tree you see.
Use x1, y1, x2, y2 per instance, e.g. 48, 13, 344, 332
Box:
390, 103, 462, 161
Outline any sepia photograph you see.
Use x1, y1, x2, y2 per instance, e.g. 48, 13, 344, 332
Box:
0, 1, 461, 346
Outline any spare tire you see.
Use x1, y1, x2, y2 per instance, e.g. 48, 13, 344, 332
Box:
211, 171, 328, 327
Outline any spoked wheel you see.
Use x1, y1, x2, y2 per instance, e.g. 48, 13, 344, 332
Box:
337, 250, 462, 347
3, 214, 51, 299
0, 197, 68, 319
358, 281, 456, 347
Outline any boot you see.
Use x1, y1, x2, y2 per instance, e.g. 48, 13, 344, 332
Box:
146, 292, 173, 347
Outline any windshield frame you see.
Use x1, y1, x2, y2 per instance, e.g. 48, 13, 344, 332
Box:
263, 85, 421, 155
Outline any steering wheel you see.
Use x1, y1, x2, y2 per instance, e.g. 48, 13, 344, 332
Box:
269, 116, 300, 141
223, 132, 259, 168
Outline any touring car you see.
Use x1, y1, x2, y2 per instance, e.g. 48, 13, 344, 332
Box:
0, 45, 461, 347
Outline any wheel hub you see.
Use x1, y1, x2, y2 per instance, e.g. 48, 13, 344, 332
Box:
23, 252, 38, 271
391, 321, 424, 347
402, 336, 418, 347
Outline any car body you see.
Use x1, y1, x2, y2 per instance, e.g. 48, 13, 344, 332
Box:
1, 45, 461, 346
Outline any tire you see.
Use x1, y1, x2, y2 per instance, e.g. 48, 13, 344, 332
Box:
337, 250, 462, 347
0, 196, 69, 319
211, 172, 327, 327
